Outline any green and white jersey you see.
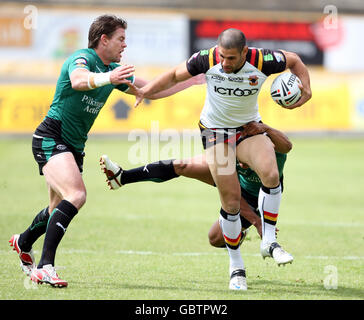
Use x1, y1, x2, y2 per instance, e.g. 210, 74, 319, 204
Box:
237, 152, 287, 197
46, 48, 134, 152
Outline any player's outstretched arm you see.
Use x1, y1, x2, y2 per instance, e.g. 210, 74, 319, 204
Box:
281, 50, 312, 109
70, 65, 135, 91
134, 62, 193, 107
130, 74, 205, 100
241, 122, 292, 154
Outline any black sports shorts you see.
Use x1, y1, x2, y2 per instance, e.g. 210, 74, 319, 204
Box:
32, 118, 85, 175
199, 120, 265, 150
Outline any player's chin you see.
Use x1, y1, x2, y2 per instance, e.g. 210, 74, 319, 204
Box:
113, 55, 122, 63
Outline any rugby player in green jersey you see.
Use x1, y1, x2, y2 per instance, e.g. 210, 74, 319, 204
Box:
9, 14, 201, 287
100, 121, 292, 290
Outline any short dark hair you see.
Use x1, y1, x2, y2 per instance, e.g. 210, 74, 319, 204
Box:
217, 28, 246, 52
88, 14, 127, 49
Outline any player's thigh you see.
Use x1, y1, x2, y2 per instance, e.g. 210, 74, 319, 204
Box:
42, 152, 86, 207
205, 142, 237, 177
236, 135, 278, 177
206, 143, 240, 191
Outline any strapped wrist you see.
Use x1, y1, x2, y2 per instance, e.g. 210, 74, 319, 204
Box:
87, 72, 111, 89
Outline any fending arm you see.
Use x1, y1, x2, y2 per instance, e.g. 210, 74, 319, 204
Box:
134, 62, 194, 107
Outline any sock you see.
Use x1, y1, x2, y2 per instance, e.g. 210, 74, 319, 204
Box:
219, 208, 245, 274
37, 200, 78, 268
258, 184, 281, 246
120, 159, 179, 185
18, 207, 50, 252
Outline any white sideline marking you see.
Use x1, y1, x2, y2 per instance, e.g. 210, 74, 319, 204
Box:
2, 249, 363, 260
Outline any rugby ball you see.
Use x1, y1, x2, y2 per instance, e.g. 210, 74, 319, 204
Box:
270, 72, 302, 107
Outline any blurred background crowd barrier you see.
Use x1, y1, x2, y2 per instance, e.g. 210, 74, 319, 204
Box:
1, 0, 364, 134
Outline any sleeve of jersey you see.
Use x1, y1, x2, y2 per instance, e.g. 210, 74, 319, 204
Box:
68, 54, 92, 75
186, 48, 214, 76
260, 49, 287, 76
115, 75, 135, 92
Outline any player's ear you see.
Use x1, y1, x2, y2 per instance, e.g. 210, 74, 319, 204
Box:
99, 34, 109, 47
242, 45, 248, 56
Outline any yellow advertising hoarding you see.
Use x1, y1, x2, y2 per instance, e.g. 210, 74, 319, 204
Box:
0, 78, 357, 134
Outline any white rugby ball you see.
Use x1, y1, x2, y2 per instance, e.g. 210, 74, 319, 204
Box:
270, 72, 302, 107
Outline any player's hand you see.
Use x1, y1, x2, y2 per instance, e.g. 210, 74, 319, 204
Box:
110, 65, 135, 85
134, 89, 145, 108
283, 84, 312, 109
241, 121, 267, 137
121, 79, 140, 93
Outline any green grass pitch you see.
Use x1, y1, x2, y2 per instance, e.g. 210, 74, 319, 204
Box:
0, 136, 363, 300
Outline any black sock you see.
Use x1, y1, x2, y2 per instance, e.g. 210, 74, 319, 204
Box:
120, 159, 179, 185
37, 200, 78, 268
18, 207, 49, 252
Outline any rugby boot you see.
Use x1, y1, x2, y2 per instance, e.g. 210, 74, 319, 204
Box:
260, 241, 293, 266
9, 234, 36, 276
31, 264, 68, 287
100, 155, 123, 190
229, 268, 247, 291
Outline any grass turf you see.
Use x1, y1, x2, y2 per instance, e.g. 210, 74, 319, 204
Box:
0, 137, 363, 300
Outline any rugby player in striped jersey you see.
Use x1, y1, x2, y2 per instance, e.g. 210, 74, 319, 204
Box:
131, 28, 311, 290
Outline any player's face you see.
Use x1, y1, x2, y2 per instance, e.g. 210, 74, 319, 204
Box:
218, 46, 248, 73
104, 27, 127, 63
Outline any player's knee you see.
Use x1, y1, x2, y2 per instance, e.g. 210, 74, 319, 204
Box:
221, 192, 241, 213
208, 230, 225, 248
66, 189, 87, 210
260, 168, 280, 188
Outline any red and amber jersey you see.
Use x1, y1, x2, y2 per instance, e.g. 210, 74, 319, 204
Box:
186, 46, 286, 128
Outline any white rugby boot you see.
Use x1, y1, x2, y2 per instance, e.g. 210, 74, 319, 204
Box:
229, 268, 247, 291
100, 155, 123, 190
260, 242, 293, 266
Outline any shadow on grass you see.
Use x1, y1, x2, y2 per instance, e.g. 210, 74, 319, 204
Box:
72, 280, 229, 295
70, 278, 364, 300
246, 279, 364, 299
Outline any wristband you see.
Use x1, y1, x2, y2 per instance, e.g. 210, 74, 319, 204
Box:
87, 72, 111, 89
